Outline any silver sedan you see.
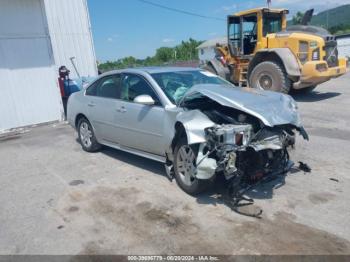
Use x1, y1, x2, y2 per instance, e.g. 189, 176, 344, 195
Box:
67, 67, 308, 195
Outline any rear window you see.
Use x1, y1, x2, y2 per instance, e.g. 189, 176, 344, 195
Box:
263, 13, 282, 36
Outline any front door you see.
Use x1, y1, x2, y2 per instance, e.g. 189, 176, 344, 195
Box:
242, 14, 258, 55
115, 73, 165, 156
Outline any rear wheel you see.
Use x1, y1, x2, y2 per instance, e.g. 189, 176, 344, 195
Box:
77, 117, 101, 152
249, 61, 291, 94
173, 137, 210, 195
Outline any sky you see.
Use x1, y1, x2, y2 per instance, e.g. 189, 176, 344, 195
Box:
87, 0, 350, 62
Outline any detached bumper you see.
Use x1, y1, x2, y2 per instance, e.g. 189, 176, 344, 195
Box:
293, 58, 347, 89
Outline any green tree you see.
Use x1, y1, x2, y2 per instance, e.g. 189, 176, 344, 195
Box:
328, 23, 350, 34
292, 11, 304, 25
155, 47, 174, 62
98, 38, 204, 72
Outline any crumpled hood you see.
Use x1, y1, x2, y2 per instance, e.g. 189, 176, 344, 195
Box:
180, 84, 301, 127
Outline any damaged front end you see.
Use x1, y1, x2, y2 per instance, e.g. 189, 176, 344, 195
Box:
202, 123, 295, 217
202, 124, 295, 181
172, 85, 308, 217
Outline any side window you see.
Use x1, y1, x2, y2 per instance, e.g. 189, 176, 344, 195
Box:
121, 74, 161, 106
242, 14, 257, 55
86, 75, 122, 99
85, 80, 99, 96
228, 16, 241, 55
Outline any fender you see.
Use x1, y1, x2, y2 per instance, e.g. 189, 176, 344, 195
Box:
175, 109, 215, 145
249, 48, 301, 78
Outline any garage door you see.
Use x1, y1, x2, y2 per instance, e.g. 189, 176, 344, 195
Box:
0, 0, 63, 132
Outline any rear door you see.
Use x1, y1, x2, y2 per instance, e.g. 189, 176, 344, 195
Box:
85, 74, 124, 143
115, 73, 165, 156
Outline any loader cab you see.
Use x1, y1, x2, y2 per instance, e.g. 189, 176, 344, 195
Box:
262, 10, 287, 36
228, 9, 288, 57
228, 14, 258, 56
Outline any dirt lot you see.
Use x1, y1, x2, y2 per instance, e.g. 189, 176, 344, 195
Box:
1, 73, 350, 255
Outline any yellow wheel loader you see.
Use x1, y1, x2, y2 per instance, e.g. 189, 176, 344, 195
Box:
204, 8, 347, 93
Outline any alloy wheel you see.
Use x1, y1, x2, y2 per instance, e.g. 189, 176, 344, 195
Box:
176, 145, 197, 186
79, 122, 92, 148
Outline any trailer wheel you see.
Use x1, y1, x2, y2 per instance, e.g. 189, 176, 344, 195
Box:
249, 61, 291, 94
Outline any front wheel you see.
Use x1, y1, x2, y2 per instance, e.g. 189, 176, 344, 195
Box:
249, 61, 291, 94
173, 137, 210, 195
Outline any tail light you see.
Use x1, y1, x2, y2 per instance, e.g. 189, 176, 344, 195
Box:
298, 41, 309, 64
312, 48, 320, 61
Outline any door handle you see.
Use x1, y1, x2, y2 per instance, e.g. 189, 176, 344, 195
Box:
116, 106, 126, 113
88, 102, 96, 107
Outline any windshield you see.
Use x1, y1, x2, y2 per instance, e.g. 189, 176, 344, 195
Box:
151, 70, 233, 104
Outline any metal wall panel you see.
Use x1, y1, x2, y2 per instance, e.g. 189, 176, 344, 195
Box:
43, 0, 98, 78
0, 0, 63, 132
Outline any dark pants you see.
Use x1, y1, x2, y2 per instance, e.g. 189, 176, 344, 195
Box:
62, 97, 68, 118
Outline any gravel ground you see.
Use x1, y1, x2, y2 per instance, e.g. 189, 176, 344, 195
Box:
0, 73, 350, 255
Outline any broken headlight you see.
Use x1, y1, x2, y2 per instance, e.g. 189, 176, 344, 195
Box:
206, 124, 252, 147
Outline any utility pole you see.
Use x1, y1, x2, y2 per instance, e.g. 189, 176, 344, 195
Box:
326, 3, 329, 29
267, 0, 271, 8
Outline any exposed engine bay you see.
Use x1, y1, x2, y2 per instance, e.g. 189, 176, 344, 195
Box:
176, 93, 308, 217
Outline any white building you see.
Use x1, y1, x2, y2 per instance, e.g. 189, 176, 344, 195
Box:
197, 36, 227, 65
336, 34, 350, 59
0, 0, 98, 133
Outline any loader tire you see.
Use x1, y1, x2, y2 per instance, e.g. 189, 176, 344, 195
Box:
249, 61, 291, 94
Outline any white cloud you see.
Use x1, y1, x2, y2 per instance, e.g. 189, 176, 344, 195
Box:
208, 32, 218, 36
162, 38, 175, 43
107, 34, 120, 43
215, 4, 237, 13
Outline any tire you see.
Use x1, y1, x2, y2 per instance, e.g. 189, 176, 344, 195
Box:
249, 61, 291, 94
173, 136, 210, 195
203, 64, 218, 75
77, 117, 101, 152
292, 85, 317, 94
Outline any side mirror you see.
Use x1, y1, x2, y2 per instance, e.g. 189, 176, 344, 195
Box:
133, 94, 155, 105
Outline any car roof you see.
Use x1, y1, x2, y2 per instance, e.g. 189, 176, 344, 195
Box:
102, 66, 200, 76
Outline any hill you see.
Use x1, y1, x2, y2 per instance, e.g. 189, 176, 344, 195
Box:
310, 4, 350, 29
288, 4, 350, 34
